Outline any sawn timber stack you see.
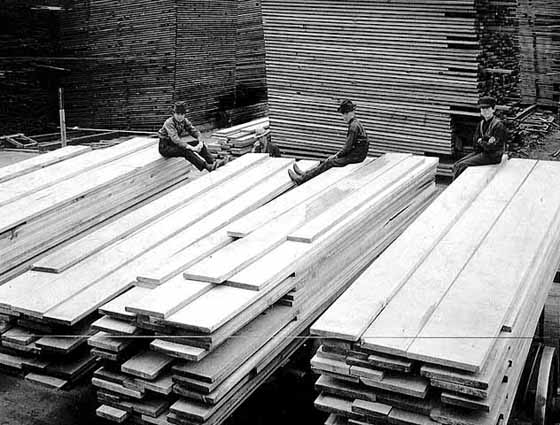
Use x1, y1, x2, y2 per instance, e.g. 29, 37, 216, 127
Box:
76, 153, 438, 424
311, 158, 560, 425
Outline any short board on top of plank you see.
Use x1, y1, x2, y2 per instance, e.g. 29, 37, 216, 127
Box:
96, 405, 130, 423
121, 350, 174, 380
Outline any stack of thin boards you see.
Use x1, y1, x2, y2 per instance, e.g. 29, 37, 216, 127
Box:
310, 158, 560, 425
210, 117, 270, 157
0, 137, 190, 278
260, 0, 523, 177
82, 153, 439, 424
0, 154, 310, 388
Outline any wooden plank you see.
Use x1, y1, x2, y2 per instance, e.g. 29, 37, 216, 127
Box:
2, 326, 37, 345
361, 374, 429, 399
99, 286, 151, 321
96, 405, 129, 423
312, 355, 352, 376
125, 277, 212, 319
310, 163, 504, 341
0, 145, 91, 184
407, 160, 560, 372
349, 366, 384, 382
121, 350, 174, 380
390, 408, 439, 425
92, 316, 139, 336
25, 373, 68, 390
32, 153, 267, 273
184, 155, 409, 283
225, 158, 376, 237
361, 159, 536, 355
367, 353, 413, 373
150, 340, 207, 361
88, 331, 133, 353
352, 399, 392, 417
92, 377, 144, 399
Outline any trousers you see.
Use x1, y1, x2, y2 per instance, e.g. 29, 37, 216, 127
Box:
159, 138, 214, 171
454, 151, 502, 177
299, 154, 365, 184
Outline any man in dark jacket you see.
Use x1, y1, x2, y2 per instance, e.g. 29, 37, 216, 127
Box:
159, 102, 227, 172
252, 128, 281, 157
288, 99, 369, 185
454, 96, 507, 176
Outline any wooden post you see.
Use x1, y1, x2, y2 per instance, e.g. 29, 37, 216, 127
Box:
58, 87, 67, 147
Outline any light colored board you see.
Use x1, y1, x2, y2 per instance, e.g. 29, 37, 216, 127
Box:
31, 153, 268, 273
352, 399, 392, 417
349, 366, 384, 382
367, 354, 413, 373
287, 155, 432, 242
171, 304, 294, 384
361, 374, 429, 399
35, 332, 92, 354
315, 393, 357, 417
0, 138, 156, 208
121, 350, 174, 380
99, 286, 151, 321
184, 155, 407, 283
88, 331, 132, 353
361, 159, 536, 354
2, 326, 37, 345
138, 372, 174, 396
125, 277, 212, 319
310, 163, 504, 341
390, 408, 439, 425
0, 352, 24, 369
92, 377, 144, 399
225, 157, 376, 237
407, 160, 560, 372
92, 316, 139, 336
165, 276, 296, 333
25, 373, 67, 390
311, 355, 351, 376
150, 340, 207, 361
6, 156, 290, 318
0, 145, 91, 183
315, 375, 378, 404
96, 405, 129, 423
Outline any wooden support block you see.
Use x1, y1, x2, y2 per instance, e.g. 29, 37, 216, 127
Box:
96, 405, 129, 423
25, 373, 67, 390
311, 355, 352, 376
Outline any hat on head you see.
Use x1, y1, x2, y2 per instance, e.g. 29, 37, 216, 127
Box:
478, 96, 496, 108
337, 99, 356, 114
173, 101, 188, 114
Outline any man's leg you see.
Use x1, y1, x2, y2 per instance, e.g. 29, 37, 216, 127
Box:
455, 152, 501, 177
159, 139, 209, 171
199, 144, 215, 165
298, 158, 335, 183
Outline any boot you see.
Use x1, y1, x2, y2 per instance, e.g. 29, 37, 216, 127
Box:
293, 162, 304, 175
288, 169, 304, 185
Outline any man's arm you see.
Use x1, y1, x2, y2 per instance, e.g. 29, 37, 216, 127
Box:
163, 119, 186, 147
184, 118, 202, 140
335, 122, 358, 158
481, 120, 507, 152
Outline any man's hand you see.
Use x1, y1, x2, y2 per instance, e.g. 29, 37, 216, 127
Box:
488, 136, 496, 145
193, 139, 204, 153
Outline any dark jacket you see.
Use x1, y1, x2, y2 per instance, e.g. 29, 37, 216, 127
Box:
473, 116, 507, 154
158, 116, 201, 147
253, 141, 282, 157
336, 117, 369, 161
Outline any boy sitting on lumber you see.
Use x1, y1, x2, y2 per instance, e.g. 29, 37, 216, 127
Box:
159, 101, 228, 172
251, 128, 282, 157
454, 96, 507, 177
288, 99, 369, 185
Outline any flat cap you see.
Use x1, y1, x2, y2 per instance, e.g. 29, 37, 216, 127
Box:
173, 101, 188, 114
478, 96, 496, 108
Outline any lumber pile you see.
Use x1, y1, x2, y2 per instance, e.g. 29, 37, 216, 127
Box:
0, 154, 307, 387
0, 137, 191, 278
311, 158, 560, 425
48, 153, 439, 423
518, 0, 560, 108
59, 0, 268, 132
209, 117, 270, 157
259, 0, 524, 176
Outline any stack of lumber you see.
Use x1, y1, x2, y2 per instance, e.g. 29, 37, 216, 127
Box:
210, 117, 270, 157
260, 0, 523, 176
518, 0, 560, 108
0, 137, 190, 278
59, 0, 268, 132
81, 153, 438, 424
0, 154, 307, 388
311, 158, 560, 425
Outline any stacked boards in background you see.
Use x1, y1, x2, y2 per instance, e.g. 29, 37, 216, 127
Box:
0, 137, 191, 279
72, 153, 439, 424
260, 0, 522, 176
311, 158, 560, 425
518, 0, 560, 108
209, 117, 270, 157
59, 0, 268, 132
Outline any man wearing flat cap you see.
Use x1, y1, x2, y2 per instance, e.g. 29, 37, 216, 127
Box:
159, 101, 228, 172
288, 99, 369, 184
454, 96, 507, 176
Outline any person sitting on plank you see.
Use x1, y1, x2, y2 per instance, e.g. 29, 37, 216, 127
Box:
158, 101, 228, 172
454, 96, 507, 177
288, 99, 369, 185
252, 128, 282, 157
